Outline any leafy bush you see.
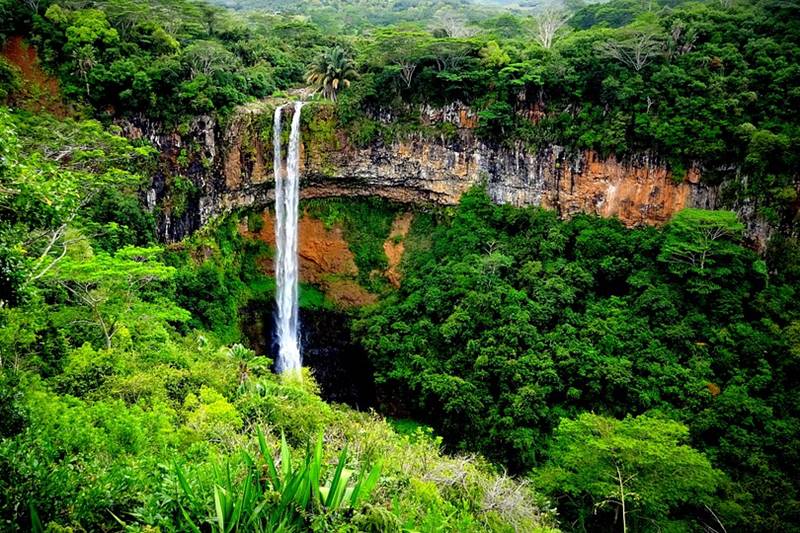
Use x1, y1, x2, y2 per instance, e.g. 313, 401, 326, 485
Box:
0, 57, 21, 101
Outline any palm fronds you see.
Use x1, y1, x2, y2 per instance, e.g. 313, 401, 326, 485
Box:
306, 46, 358, 101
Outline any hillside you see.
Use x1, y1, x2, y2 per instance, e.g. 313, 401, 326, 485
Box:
204, 0, 499, 33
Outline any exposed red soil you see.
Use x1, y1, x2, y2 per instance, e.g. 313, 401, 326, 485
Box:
1, 36, 68, 117
383, 212, 413, 288
240, 211, 377, 308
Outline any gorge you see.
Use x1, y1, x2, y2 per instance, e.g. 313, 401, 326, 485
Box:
3, 0, 799, 530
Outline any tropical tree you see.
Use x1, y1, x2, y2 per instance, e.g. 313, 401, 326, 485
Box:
658, 209, 755, 295
0, 111, 153, 306
535, 413, 726, 532
596, 30, 664, 72
183, 40, 238, 79
306, 46, 357, 101
435, 8, 477, 38
45, 246, 189, 349
533, 8, 570, 49
659, 209, 745, 273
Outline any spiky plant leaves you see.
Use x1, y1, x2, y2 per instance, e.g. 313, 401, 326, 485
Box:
280, 432, 292, 481
176, 430, 383, 531
258, 427, 281, 491
324, 444, 350, 508
29, 503, 43, 533
351, 461, 383, 508
175, 463, 197, 504
213, 485, 226, 532
310, 432, 324, 506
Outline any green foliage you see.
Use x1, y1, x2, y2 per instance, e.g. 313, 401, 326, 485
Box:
355, 188, 800, 529
176, 429, 381, 532
1, 379, 179, 530
0, 109, 153, 307
658, 208, 750, 294
174, 258, 243, 342
299, 283, 329, 310
246, 211, 264, 233
0, 371, 26, 438
4, 0, 330, 122
0, 322, 552, 531
345, 116, 381, 147
0, 57, 21, 101
45, 245, 189, 350
536, 413, 729, 531
208, 0, 496, 34
84, 188, 157, 252
1, 200, 554, 530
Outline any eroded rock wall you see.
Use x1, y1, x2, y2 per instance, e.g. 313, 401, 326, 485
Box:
303, 137, 717, 226
239, 211, 377, 308
123, 101, 720, 243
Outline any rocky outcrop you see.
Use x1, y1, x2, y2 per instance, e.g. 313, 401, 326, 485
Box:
123, 101, 720, 243
302, 137, 716, 226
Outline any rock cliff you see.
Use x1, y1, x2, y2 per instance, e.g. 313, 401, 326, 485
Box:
239, 212, 377, 308
122, 101, 720, 243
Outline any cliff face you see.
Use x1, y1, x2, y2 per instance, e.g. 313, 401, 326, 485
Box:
122, 101, 719, 243
239, 212, 378, 308
303, 136, 715, 226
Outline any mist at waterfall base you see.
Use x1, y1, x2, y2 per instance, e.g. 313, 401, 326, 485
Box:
273, 102, 303, 374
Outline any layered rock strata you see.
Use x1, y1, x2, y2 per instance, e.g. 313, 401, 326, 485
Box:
121, 102, 718, 243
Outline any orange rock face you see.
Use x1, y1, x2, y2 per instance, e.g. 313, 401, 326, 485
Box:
224, 142, 242, 189
383, 213, 413, 288
240, 211, 376, 307
542, 151, 707, 226
243, 212, 357, 283
323, 280, 377, 308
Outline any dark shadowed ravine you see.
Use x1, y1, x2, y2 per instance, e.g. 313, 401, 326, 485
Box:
241, 303, 376, 409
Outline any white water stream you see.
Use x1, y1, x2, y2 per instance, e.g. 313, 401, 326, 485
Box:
273, 101, 305, 373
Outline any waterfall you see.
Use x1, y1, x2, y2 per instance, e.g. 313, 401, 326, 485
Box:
273, 101, 305, 374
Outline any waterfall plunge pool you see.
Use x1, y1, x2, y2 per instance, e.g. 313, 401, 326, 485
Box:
241, 302, 377, 410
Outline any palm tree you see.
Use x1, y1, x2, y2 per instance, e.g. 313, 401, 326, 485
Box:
306, 46, 357, 102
